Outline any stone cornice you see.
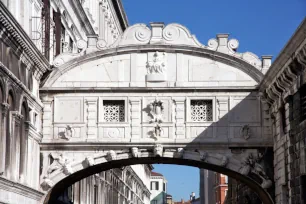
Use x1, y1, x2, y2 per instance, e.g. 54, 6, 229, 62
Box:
0, 177, 44, 201
259, 18, 306, 101
69, 0, 96, 35
0, 1, 50, 78
111, 0, 128, 31
261, 43, 306, 105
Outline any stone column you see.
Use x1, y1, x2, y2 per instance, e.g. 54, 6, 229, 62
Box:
173, 97, 185, 139
0, 103, 9, 175
19, 121, 30, 184
86, 98, 97, 141
129, 98, 141, 141
10, 111, 23, 181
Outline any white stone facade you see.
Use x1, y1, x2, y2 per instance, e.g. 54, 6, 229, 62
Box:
1, 0, 305, 203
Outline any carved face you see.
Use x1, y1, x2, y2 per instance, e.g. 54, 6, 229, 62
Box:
154, 144, 163, 157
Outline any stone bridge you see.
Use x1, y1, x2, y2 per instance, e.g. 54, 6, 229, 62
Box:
40, 23, 274, 203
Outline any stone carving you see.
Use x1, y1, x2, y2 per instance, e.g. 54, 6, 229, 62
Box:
53, 39, 87, 68
41, 177, 54, 191
149, 99, 164, 140
207, 38, 218, 50
131, 147, 140, 158
240, 125, 251, 140
149, 100, 164, 123
96, 39, 107, 50
101, 0, 119, 40
175, 148, 184, 158
152, 124, 163, 139
239, 153, 272, 189
62, 125, 74, 140
146, 51, 167, 82
153, 144, 163, 157
84, 156, 95, 167
47, 153, 73, 176
135, 26, 151, 42
220, 156, 229, 167
107, 150, 117, 161
198, 150, 208, 162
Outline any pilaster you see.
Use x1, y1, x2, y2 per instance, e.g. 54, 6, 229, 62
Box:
42, 100, 53, 139
129, 98, 141, 141
0, 103, 9, 174
173, 97, 185, 139
86, 98, 98, 140
10, 111, 23, 182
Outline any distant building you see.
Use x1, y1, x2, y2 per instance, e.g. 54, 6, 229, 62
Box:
214, 173, 228, 204
150, 171, 168, 204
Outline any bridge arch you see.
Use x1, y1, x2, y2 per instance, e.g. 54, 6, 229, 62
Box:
41, 148, 273, 204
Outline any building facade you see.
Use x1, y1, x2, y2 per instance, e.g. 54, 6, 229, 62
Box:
58, 165, 151, 204
150, 172, 167, 204
214, 174, 228, 204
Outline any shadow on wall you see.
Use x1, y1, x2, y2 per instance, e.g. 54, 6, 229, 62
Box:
151, 191, 167, 204
44, 92, 274, 204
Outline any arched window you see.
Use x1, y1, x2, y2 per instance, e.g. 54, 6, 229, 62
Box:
5, 91, 14, 172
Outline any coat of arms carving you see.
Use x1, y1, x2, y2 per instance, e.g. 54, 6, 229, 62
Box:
146, 51, 167, 82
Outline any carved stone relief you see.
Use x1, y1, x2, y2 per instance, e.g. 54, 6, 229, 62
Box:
46, 152, 73, 176
60, 125, 74, 140
106, 150, 117, 161
146, 52, 167, 82
240, 124, 251, 140
153, 144, 163, 157
131, 147, 140, 158
239, 153, 272, 189
148, 99, 164, 140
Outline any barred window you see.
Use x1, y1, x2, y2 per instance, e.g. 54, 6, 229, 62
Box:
190, 100, 213, 122
103, 100, 125, 122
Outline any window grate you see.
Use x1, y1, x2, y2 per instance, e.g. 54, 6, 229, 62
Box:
103, 100, 125, 122
190, 100, 213, 122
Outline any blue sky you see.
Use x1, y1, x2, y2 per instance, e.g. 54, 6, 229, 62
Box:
121, 0, 305, 201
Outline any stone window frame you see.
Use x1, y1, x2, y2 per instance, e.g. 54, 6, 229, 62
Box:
186, 97, 216, 123
98, 97, 128, 123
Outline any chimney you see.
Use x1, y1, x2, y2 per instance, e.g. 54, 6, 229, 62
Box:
216, 33, 229, 53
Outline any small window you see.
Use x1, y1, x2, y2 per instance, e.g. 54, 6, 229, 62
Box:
190, 100, 213, 122
150, 181, 159, 190
103, 100, 125, 122
163, 182, 166, 192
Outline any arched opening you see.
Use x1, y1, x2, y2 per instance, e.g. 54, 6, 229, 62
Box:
5, 90, 14, 175
44, 157, 274, 204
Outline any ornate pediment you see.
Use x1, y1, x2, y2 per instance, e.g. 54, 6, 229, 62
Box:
51, 22, 270, 73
